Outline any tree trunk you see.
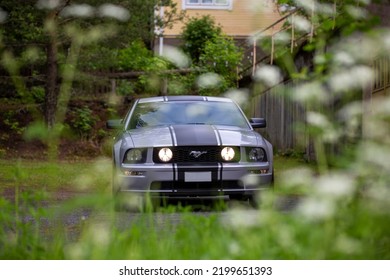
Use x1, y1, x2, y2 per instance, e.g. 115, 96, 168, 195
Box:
44, 15, 58, 128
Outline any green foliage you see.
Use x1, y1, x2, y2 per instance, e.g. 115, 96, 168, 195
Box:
23, 121, 50, 143
78, 45, 119, 71
0, 1, 46, 52
123, 0, 185, 50
30, 86, 45, 104
0, 0, 389, 262
116, 80, 135, 96
167, 72, 197, 95
181, 15, 222, 63
118, 40, 154, 71
199, 34, 243, 91
0, 154, 389, 259
76, 0, 185, 71
69, 106, 98, 140
3, 111, 25, 135
268, 0, 381, 80
179, 16, 243, 95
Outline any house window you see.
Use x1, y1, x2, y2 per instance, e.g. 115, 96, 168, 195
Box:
183, 0, 233, 10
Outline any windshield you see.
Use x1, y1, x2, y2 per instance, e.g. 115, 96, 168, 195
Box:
127, 101, 250, 129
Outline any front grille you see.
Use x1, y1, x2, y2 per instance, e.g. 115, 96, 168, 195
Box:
151, 181, 242, 195
153, 146, 240, 163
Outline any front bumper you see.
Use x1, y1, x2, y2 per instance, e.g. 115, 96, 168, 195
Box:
114, 162, 273, 198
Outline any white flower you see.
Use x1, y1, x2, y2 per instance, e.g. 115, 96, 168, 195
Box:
98, 4, 130, 22
254, 65, 282, 87
346, 5, 367, 19
382, 32, 390, 52
60, 4, 94, 18
297, 198, 335, 220
161, 46, 191, 69
280, 167, 314, 188
88, 223, 111, 246
291, 15, 312, 33
292, 82, 328, 104
224, 89, 250, 108
196, 73, 222, 89
228, 242, 242, 256
315, 173, 355, 198
223, 209, 259, 228
329, 66, 374, 93
360, 143, 390, 171
307, 112, 329, 128
338, 102, 363, 122
336, 235, 362, 255
274, 31, 291, 44
294, 0, 315, 10
36, 0, 61, 10
316, 3, 334, 16
241, 174, 260, 187
333, 51, 356, 67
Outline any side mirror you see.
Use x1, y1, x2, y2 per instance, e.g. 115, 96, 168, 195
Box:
106, 119, 123, 129
250, 118, 266, 129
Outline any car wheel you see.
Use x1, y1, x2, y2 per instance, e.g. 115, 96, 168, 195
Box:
248, 194, 260, 209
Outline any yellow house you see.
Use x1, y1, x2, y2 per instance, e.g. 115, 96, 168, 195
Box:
157, 0, 285, 52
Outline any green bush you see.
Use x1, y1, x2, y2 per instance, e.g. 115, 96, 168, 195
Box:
181, 15, 222, 64
116, 80, 135, 96
30, 86, 45, 103
118, 40, 153, 71
69, 106, 97, 140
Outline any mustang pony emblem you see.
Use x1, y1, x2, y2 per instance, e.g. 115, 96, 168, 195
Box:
189, 151, 208, 158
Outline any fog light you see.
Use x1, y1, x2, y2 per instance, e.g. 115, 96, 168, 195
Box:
249, 169, 268, 174
124, 170, 144, 176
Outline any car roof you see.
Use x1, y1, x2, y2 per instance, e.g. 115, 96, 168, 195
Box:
137, 95, 234, 104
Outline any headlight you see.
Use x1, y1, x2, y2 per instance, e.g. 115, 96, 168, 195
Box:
248, 148, 266, 162
124, 149, 146, 163
158, 147, 173, 162
221, 147, 235, 161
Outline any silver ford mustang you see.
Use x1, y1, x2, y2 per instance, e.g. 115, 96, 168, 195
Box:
107, 95, 273, 209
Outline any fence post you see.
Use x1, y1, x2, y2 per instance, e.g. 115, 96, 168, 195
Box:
111, 79, 116, 95
252, 40, 257, 76
271, 26, 275, 65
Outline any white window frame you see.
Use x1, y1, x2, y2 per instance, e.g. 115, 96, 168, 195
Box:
182, 0, 233, 10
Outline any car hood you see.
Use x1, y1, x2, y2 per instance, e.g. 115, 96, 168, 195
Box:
124, 124, 266, 148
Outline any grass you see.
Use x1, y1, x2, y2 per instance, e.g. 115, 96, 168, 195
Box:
0, 154, 389, 260
0, 157, 111, 192
0, 154, 309, 191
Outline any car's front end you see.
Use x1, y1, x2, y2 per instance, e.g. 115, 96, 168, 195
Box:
109, 96, 273, 208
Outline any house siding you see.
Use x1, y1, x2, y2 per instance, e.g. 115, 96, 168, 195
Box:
164, 0, 284, 37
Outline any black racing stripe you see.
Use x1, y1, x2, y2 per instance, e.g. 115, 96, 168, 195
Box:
166, 96, 206, 101
172, 163, 176, 181
219, 163, 223, 181
173, 125, 218, 146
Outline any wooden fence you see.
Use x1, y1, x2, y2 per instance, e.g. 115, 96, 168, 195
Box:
250, 81, 310, 155
372, 56, 390, 97
251, 56, 390, 156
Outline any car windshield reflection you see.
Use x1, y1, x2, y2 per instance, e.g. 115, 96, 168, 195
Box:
128, 101, 249, 129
